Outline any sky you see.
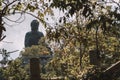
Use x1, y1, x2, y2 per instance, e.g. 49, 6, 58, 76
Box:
0, 0, 119, 61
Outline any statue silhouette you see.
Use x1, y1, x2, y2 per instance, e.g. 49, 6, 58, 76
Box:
24, 20, 44, 80
24, 20, 44, 47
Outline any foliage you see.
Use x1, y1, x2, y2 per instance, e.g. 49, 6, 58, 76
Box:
44, 1, 120, 78
1, 58, 29, 80
50, 0, 94, 17
44, 46, 91, 79
21, 37, 51, 58
44, 22, 120, 79
0, 0, 120, 79
49, 0, 120, 37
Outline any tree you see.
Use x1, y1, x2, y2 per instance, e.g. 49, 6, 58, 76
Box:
0, 48, 18, 67
44, 0, 120, 79
45, 21, 120, 79
1, 58, 30, 80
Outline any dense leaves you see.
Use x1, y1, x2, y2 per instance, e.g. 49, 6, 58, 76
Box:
1, 58, 29, 80
45, 22, 120, 79
21, 37, 52, 58
51, 0, 93, 16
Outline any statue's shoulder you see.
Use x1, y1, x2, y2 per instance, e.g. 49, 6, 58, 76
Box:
37, 31, 44, 36
26, 31, 32, 35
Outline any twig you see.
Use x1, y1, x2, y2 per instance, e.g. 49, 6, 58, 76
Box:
7, 50, 19, 54
2, 0, 17, 15
4, 13, 25, 23
1, 41, 13, 43
0, 36, 6, 42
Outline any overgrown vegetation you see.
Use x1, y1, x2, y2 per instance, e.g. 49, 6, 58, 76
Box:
0, 0, 120, 80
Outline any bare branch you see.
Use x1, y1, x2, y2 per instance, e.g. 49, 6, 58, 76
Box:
2, 1, 7, 5
1, 41, 13, 43
0, 35, 6, 42
2, 0, 17, 15
5, 11, 53, 28
24, 11, 44, 22
4, 13, 26, 23
7, 50, 19, 54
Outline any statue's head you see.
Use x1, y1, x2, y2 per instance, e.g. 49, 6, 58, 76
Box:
31, 20, 39, 31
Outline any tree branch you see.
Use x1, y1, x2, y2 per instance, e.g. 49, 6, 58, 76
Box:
4, 13, 25, 23
0, 35, 6, 42
2, 0, 17, 15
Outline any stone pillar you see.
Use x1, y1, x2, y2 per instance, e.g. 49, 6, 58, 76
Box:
30, 58, 41, 80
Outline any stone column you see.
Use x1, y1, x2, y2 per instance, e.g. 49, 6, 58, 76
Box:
30, 58, 41, 80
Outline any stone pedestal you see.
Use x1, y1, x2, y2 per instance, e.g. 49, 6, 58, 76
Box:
30, 58, 41, 80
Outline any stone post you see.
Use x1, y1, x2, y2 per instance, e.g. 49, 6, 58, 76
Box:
30, 58, 41, 80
